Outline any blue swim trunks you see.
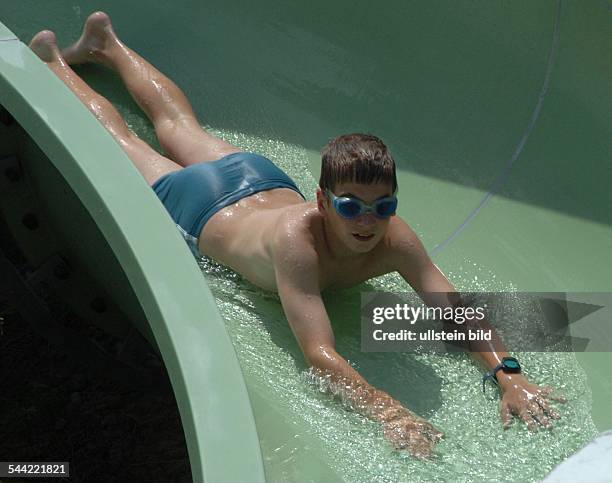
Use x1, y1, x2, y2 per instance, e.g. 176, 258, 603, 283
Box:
152, 152, 305, 256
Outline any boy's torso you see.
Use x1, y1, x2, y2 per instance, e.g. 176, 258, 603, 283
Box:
199, 188, 399, 292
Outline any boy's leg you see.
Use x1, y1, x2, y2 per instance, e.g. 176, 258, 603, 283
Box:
61, 12, 242, 167
29, 30, 182, 186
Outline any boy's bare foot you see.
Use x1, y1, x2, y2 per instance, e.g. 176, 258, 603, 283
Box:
29, 30, 62, 64
61, 11, 119, 67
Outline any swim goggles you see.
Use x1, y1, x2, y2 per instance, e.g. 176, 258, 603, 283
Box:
326, 189, 398, 219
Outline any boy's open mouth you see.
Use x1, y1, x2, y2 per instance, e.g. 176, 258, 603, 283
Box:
352, 233, 375, 241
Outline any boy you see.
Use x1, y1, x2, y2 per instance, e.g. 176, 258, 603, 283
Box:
29, 11, 562, 458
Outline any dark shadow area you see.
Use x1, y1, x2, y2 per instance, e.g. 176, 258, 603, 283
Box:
0, 232, 191, 483
0, 312, 191, 483
0, 116, 191, 481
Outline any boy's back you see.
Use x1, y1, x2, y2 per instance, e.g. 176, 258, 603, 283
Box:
30, 11, 563, 457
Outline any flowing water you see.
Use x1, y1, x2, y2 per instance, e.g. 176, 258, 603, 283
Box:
2, 0, 610, 480
193, 131, 597, 482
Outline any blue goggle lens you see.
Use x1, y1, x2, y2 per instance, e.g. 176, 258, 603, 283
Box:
331, 192, 397, 219
337, 200, 362, 218
376, 199, 397, 217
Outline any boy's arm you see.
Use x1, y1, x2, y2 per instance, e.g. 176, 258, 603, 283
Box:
389, 217, 564, 429
273, 229, 442, 457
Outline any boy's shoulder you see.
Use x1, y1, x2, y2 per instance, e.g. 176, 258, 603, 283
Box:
271, 204, 321, 262
385, 215, 420, 248
380, 216, 425, 266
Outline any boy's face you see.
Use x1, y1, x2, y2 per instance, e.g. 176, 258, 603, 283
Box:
318, 181, 395, 254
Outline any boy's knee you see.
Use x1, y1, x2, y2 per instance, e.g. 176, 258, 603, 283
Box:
156, 117, 203, 150
117, 132, 144, 151
157, 116, 199, 137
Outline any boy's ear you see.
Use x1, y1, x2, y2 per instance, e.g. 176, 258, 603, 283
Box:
316, 188, 327, 213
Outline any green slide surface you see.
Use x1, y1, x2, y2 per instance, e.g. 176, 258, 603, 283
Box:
1, 0, 610, 480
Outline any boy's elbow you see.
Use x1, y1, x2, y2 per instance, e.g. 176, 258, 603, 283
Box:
304, 344, 339, 371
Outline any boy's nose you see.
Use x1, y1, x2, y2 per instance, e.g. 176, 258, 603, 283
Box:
355, 213, 377, 226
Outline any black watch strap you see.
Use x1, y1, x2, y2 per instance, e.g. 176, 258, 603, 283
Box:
482, 357, 521, 393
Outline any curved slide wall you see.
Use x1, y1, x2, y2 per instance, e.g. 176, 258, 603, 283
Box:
1, 0, 611, 480
0, 19, 264, 483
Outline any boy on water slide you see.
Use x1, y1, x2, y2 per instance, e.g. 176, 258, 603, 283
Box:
29, 11, 563, 457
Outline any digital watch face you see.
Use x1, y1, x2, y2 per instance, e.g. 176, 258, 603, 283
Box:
502, 357, 521, 372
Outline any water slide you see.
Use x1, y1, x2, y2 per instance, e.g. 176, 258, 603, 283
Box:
1, 0, 611, 481
0, 14, 263, 483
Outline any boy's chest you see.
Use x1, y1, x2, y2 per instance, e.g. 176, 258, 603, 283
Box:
318, 252, 393, 291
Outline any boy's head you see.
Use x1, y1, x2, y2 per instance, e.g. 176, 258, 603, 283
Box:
318, 133, 397, 193
316, 133, 398, 253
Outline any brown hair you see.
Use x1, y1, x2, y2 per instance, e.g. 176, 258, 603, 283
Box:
319, 133, 397, 192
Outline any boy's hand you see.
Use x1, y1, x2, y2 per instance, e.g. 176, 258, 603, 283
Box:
500, 377, 566, 430
383, 414, 444, 458
377, 403, 444, 458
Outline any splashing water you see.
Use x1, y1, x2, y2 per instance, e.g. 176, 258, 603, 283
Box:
193, 130, 596, 482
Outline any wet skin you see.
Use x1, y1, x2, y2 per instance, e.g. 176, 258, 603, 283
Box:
29, 11, 564, 458
199, 180, 564, 457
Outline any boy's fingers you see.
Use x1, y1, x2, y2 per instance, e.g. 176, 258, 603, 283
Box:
421, 422, 444, 441
385, 417, 441, 457
539, 386, 554, 396
528, 401, 550, 428
548, 393, 567, 404
539, 387, 566, 403
409, 435, 434, 460
519, 408, 537, 431
535, 397, 561, 421
539, 414, 551, 427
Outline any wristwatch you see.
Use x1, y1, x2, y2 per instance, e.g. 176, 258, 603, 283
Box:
482, 357, 521, 393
